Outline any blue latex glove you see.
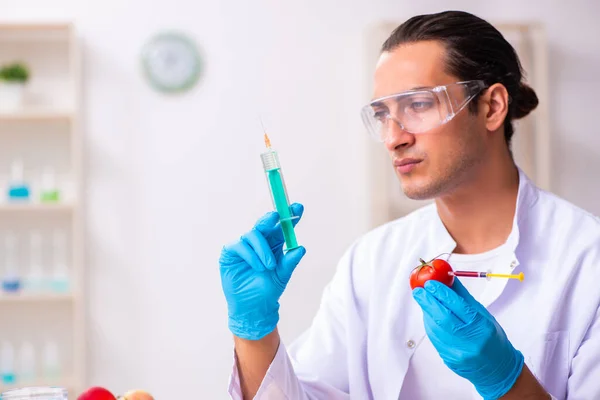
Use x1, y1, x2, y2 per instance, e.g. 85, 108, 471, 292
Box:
412, 278, 524, 400
219, 203, 306, 340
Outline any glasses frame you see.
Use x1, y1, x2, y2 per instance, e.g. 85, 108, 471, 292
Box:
361, 80, 487, 141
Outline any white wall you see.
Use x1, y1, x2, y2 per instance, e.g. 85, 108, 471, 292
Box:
2, 0, 600, 398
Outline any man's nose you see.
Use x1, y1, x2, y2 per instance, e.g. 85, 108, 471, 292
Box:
383, 118, 416, 152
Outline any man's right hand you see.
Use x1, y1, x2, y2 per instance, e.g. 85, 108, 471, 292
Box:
219, 203, 306, 341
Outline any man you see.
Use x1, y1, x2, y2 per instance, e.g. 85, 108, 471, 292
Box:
219, 10, 600, 400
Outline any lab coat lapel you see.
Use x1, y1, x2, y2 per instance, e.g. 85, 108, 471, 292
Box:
387, 211, 457, 400
480, 168, 537, 309
378, 282, 428, 400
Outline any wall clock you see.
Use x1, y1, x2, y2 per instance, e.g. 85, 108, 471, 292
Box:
141, 31, 202, 93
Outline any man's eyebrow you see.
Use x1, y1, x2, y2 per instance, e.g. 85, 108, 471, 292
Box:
409, 85, 430, 91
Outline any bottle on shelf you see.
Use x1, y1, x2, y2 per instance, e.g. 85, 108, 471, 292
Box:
39, 166, 60, 203
42, 340, 60, 382
51, 230, 69, 293
25, 230, 46, 293
0, 341, 15, 385
3, 232, 21, 293
17, 341, 36, 384
7, 159, 30, 202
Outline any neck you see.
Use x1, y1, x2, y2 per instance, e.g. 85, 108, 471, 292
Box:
436, 157, 519, 255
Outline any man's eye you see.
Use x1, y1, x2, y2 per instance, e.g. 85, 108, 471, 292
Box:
373, 110, 388, 121
409, 101, 434, 111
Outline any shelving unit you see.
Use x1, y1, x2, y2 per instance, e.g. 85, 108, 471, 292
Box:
0, 22, 84, 397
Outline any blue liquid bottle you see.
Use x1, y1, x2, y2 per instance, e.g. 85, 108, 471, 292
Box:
3, 232, 21, 293
1, 341, 15, 385
7, 159, 30, 201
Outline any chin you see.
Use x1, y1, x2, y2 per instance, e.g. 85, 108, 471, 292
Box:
399, 177, 439, 201
403, 188, 436, 201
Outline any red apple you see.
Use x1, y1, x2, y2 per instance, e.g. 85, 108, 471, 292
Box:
78, 387, 116, 400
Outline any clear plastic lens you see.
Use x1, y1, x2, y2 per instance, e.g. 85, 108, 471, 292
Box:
361, 80, 485, 142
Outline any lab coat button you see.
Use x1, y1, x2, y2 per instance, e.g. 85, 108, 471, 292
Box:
510, 260, 517, 269
406, 340, 416, 349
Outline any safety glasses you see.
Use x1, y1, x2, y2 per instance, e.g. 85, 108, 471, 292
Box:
361, 80, 487, 142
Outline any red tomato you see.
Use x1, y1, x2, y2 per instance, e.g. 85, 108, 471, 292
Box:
409, 258, 454, 289
78, 387, 116, 400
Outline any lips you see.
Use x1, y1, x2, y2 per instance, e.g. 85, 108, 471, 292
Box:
394, 158, 422, 167
394, 158, 422, 174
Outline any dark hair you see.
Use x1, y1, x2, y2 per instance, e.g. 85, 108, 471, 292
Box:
381, 10, 539, 146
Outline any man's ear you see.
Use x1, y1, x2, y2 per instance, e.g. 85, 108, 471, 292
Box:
482, 83, 510, 132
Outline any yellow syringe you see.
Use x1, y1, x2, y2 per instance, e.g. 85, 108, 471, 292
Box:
449, 270, 524, 281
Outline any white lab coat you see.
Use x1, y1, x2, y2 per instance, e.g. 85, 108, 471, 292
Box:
228, 168, 600, 400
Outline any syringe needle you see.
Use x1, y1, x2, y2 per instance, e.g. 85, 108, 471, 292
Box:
258, 115, 272, 149
259, 116, 267, 133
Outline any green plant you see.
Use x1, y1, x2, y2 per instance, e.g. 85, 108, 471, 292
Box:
0, 62, 30, 83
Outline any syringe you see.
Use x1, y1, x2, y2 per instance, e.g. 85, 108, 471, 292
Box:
449, 270, 524, 281
260, 131, 299, 252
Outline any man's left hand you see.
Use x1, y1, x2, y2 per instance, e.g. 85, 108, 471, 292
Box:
412, 278, 524, 400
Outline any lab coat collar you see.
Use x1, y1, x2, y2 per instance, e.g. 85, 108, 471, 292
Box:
428, 166, 539, 263
506, 167, 539, 254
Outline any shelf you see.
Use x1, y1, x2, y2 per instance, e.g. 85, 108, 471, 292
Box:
0, 109, 73, 123
0, 23, 72, 42
0, 203, 74, 213
0, 293, 74, 303
0, 23, 72, 31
